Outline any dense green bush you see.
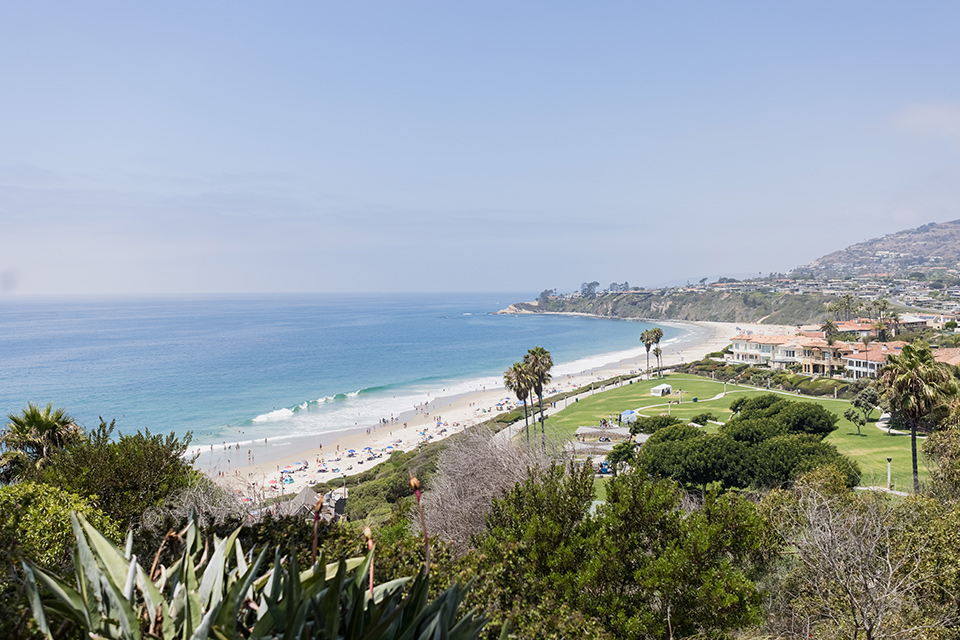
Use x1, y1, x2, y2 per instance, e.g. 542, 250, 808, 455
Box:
629, 415, 684, 435
0, 483, 120, 640
0, 482, 119, 569
689, 412, 717, 425
729, 394, 839, 439
464, 463, 771, 640
639, 396, 857, 491
39, 419, 198, 529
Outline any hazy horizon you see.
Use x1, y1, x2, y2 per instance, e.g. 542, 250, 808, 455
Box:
4, 3, 960, 297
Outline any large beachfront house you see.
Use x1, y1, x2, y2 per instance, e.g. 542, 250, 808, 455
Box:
727, 334, 850, 375
727, 335, 792, 367
726, 334, 920, 379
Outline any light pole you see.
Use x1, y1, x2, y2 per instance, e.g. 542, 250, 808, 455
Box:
887, 457, 892, 489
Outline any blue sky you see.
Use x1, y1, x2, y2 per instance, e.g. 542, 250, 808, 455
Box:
3, 2, 960, 296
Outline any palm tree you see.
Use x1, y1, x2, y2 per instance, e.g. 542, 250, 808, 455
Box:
504, 361, 533, 443
888, 310, 901, 337
872, 320, 890, 342
524, 346, 553, 449
861, 334, 873, 352
651, 327, 664, 378
820, 320, 839, 346
840, 294, 860, 321
879, 344, 958, 493
876, 298, 890, 320
0, 402, 82, 483
641, 330, 654, 379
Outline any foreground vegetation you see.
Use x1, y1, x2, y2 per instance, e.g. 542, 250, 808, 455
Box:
7, 342, 960, 638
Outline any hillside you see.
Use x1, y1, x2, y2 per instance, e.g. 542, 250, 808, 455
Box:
793, 219, 960, 277
504, 290, 834, 325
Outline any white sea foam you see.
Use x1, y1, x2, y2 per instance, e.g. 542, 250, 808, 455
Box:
253, 407, 295, 422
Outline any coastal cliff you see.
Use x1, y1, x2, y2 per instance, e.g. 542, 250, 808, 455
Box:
501, 290, 834, 325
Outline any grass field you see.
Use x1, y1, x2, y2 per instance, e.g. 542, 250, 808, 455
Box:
543, 373, 925, 491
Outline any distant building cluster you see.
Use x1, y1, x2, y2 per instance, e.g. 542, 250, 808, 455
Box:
726, 314, 960, 379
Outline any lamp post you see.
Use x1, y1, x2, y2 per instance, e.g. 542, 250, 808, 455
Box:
887, 457, 892, 489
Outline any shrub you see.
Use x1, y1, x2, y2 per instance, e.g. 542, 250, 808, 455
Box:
40, 419, 198, 529
0, 482, 119, 569
630, 415, 683, 435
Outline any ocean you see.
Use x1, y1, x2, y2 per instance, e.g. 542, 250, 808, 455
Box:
0, 293, 683, 454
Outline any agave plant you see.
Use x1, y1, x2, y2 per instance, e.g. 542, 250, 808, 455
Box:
23, 512, 487, 640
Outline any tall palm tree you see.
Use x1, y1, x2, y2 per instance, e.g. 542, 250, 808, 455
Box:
888, 310, 901, 337
840, 293, 859, 321
876, 298, 890, 320
0, 402, 82, 483
503, 361, 533, 443
879, 344, 958, 493
524, 346, 553, 449
641, 330, 654, 379
820, 320, 839, 346
651, 327, 664, 378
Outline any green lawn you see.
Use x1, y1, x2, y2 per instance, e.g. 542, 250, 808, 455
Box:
543, 373, 925, 491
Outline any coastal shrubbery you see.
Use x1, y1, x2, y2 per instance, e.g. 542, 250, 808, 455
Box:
637, 394, 859, 491
38, 418, 200, 529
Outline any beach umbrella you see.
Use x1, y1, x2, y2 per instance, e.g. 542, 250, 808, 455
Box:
348, 449, 356, 453
269, 479, 278, 484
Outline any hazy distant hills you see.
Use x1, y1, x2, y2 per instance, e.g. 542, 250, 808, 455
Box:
793, 219, 960, 277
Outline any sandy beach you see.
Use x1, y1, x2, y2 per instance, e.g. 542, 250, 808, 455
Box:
207, 319, 792, 501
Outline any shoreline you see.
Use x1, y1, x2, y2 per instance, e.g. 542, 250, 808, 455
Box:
209, 319, 793, 500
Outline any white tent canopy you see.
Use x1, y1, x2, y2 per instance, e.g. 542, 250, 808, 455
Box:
651, 383, 673, 396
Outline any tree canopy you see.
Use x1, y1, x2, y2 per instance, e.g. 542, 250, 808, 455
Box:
39, 418, 198, 528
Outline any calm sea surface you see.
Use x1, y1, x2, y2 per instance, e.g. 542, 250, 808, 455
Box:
0, 293, 682, 448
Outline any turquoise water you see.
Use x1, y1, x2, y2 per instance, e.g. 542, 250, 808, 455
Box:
0, 293, 682, 449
